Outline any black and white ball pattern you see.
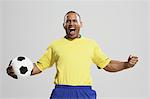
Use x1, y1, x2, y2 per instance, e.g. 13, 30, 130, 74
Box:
11, 56, 33, 78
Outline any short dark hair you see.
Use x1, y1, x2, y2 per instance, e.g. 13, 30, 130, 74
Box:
64, 11, 81, 23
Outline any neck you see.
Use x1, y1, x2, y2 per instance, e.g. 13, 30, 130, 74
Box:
65, 34, 81, 39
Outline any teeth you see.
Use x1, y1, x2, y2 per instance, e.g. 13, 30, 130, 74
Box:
69, 27, 75, 29
70, 29, 75, 32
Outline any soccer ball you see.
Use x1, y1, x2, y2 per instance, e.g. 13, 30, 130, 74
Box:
10, 56, 33, 78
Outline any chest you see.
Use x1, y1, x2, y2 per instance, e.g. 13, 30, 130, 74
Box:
53, 42, 94, 60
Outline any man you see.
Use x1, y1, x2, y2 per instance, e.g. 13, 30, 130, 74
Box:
7, 11, 138, 99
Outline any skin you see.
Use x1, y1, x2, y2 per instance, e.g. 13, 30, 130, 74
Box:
63, 13, 82, 39
104, 55, 138, 72
6, 12, 138, 79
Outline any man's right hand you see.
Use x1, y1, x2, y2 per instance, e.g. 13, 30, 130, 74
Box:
6, 60, 18, 79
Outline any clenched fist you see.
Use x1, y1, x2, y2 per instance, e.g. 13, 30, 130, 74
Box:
127, 55, 138, 68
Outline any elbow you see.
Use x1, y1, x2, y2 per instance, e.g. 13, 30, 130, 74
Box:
103, 65, 119, 73
104, 68, 118, 73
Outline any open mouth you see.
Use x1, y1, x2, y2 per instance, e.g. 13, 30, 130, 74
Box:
69, 28, 76, 32
69, 28, 76, 35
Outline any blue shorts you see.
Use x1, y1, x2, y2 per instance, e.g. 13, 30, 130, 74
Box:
50, 85, 97, 99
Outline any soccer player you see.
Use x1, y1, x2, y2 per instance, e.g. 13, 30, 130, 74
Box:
7, 11, 138, 99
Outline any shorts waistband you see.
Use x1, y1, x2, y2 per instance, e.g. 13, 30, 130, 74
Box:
55, 85, 92, 89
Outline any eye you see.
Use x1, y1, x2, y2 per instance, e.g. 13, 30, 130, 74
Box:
73, 20, 77, 23
66, 20, 71, 23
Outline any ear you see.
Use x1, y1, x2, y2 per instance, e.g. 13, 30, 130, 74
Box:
63, 23, 66, 29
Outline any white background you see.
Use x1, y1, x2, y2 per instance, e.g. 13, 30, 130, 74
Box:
0, 0, 150, 99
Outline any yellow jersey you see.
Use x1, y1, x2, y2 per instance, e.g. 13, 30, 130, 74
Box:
36, 37, 111, 85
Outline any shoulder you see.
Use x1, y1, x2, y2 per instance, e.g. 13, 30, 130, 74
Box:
47, 37, 65, 49
82, 37, 99, 46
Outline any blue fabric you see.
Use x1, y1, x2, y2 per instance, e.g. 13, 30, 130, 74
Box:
50, 85, 97, 99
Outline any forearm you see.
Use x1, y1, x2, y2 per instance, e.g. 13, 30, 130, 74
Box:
104, 60, 130, 72
31, 63, 42, 75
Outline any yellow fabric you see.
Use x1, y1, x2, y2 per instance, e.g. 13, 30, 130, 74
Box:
36, 37, 111, 85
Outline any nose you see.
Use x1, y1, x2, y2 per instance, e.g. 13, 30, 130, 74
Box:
69, 21, 74, 26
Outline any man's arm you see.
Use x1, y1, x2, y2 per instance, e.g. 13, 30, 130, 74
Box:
104, 55, 138, 72
31, 63, 42, 75
7, 62, 42, 79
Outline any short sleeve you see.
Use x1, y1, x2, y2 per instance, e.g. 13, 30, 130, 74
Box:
92, 42, 111, 69
35, 46, 56, 71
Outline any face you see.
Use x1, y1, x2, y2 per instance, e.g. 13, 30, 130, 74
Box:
63, 13, 82, 39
